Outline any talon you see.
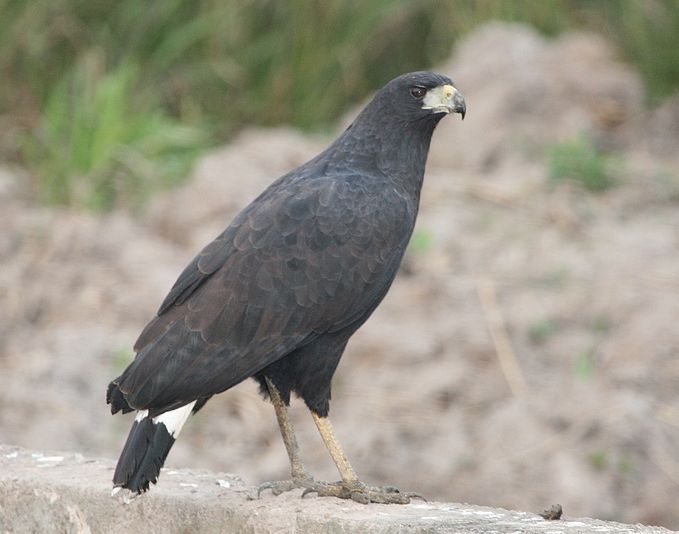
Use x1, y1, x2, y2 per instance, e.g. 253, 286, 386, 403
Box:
301, 487, 317, 498
257, 483, 273, 497
256, 477, 310, 498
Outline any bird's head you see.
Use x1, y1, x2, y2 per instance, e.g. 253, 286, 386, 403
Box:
379, 71, 466, 123
334, 71, 466, 178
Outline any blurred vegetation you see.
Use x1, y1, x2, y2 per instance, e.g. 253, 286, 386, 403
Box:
528, 318, 558, 345
408, 229, 436, 255
548, 135, 617, 192
21, 57, 207, 209
573, 347, 597, 381
111, 347, 135, 374
1, 0, 678, 209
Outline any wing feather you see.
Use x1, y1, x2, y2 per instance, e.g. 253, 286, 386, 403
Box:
117, 173, 413, 413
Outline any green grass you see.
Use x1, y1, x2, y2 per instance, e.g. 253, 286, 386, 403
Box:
588, 450, 608, 471
590, 315, 612, 334
593, 0, 679, 104
111, 347, 134, 374
1, 0, 678, 209
573, 348, 597, 381
549, 136, 617, 192
23, 57, 207, 209
587, 450, 636, 475
528, 318, 557, 344
408, 229, 436, 255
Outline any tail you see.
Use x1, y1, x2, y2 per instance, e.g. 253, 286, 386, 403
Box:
111, 401, 196, 495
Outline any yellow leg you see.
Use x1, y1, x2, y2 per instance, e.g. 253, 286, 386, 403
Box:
306, 411, 422, 504
265, 377, 308, 479
310, 412, 359, 484
258, 388, 423, 504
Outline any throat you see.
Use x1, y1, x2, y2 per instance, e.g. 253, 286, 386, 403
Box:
376, 121, 437, 189
331, 115, 440, 196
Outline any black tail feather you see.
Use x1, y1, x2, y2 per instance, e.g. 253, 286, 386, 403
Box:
107, 381, 134, 414
113, 417, 175, 494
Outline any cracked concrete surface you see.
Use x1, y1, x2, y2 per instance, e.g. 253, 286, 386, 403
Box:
0, 445, 674, 534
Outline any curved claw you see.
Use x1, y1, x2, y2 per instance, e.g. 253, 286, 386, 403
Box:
301, 486, 317, 498
257, 480, 291, 497
257, 482, 275, 497
404, 491, 427, 502
255, 477, 311, 498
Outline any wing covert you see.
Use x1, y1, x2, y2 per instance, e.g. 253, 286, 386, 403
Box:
122, 174, 414, 412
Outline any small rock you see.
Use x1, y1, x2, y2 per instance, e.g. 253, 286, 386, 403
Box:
539, 504, 563, 520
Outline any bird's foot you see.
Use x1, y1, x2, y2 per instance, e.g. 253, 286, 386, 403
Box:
254, 475, 316, 498
302, 480, 425, 505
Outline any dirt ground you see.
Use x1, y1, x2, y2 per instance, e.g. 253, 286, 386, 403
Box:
2, 23, 679, 529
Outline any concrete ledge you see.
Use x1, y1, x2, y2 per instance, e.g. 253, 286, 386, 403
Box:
0, 445, 673, 534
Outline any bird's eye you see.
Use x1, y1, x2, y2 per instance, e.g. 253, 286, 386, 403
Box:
410, 86, 427, 99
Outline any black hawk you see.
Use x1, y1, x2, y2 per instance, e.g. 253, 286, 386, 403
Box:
107, 71, 465, 504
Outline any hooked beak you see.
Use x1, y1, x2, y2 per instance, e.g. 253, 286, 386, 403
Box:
422, 84, 466, 120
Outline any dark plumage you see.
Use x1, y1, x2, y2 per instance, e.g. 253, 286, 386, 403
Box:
108, 71, 465, 502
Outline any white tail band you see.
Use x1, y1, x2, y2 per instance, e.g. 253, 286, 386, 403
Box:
152, 401, 196, 438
